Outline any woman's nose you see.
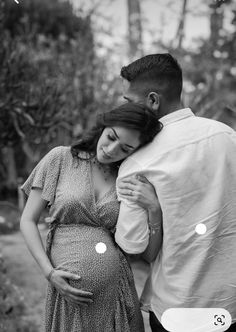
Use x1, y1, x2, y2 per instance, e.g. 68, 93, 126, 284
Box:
107, 142, 119, 155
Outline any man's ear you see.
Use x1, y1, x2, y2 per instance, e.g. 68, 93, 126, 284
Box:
146, 92, 160, 111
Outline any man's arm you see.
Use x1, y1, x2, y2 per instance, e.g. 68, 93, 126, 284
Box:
115, 156, 150, 254
114, 200, 150, 254
142, 205, 163, 263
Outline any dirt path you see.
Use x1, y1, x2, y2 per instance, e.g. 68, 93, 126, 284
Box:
0, 229, 151, 332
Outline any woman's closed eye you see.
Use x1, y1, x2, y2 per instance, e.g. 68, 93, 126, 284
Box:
121, 147, 129, 154
107, 134, 130, 154
107, 134, 116, 141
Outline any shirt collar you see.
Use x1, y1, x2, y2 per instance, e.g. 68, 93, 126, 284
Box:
160, 108, 194, 126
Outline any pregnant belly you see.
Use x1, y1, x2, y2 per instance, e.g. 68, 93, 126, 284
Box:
50, 225, 120, 295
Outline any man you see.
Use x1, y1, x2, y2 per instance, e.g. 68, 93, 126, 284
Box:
115, 53, 236, 332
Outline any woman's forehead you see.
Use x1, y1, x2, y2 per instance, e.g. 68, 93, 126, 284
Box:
109, 126, 140, 146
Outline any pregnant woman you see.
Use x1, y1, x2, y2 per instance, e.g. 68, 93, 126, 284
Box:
20, 102, 162, 332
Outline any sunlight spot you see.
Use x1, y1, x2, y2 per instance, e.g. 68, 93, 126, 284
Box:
0, 216, 6, 224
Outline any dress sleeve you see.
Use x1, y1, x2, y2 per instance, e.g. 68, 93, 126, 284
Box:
21, 146, 64, 206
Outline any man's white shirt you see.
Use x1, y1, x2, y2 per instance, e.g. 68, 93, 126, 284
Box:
115, 108, 236, 323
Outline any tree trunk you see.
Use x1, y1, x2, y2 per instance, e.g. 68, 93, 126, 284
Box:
174, 0, 188, 50
209, 1, 224, 92
2, 146, 18, 190
210, 1, 224, 51
127, 0, 143, 60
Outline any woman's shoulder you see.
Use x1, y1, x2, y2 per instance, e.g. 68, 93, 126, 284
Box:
41, 146, 72, 169
54, 146, 92, 165
49, 145, 70, 154
47, 145, 71, 159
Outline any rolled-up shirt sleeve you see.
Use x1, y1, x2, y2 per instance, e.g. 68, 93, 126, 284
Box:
115, 200, 149, 254
114, 157, 149, 254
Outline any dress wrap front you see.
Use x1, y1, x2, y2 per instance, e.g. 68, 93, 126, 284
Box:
21, 146, 144, 332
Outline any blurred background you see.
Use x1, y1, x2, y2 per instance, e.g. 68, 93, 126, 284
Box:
0, 0, 236, 331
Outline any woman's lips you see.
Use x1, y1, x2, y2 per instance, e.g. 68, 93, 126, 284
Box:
102, 149, 112, 159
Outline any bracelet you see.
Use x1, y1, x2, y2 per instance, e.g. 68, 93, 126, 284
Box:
46, 268, 55, 282
149, 223, 160, 235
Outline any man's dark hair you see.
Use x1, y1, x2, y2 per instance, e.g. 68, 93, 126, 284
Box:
120, 53, 182, 102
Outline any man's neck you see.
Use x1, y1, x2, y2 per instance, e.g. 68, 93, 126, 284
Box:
159, 100, 183, 118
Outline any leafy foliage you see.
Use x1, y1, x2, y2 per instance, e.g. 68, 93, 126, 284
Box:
0, 0, 94, 149
0, 254, 39, 332
0, 0, 110, 194
155, 0, 236, 126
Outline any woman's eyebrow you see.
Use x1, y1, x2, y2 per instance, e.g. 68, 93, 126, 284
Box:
111, 127, 119, 139
111, 128, 135, 149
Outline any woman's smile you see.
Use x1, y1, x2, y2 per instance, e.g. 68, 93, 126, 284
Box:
102, 148, 112, 159
96, 126, 141, 164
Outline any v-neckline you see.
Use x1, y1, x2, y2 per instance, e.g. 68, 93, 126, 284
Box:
88, 159, 116, 206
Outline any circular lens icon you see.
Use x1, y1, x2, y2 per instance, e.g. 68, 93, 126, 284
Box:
161, 308, 232, 332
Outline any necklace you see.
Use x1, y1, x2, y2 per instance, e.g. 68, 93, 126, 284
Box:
92, 156, 115, 182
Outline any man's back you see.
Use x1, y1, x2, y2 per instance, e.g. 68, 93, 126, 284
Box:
116, 108, 236, 322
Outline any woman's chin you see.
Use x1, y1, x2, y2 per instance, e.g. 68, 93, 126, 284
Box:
97, 151, 113, 164
96, 154, 111, 164
100, 158, 112, 164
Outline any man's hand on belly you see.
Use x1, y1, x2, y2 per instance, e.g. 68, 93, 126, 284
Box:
49, 269, 94, 306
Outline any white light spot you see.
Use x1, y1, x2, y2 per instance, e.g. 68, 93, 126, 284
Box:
14, 0, 19, 4
230, 67, 236, 76
0, 216, 6, 224
195, 223, 207, 235
95, 242, 107, 254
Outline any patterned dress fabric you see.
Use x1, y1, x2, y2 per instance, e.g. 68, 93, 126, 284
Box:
21, 146, 144, 332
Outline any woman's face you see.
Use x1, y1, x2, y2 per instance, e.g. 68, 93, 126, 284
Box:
96, 126, 141, 164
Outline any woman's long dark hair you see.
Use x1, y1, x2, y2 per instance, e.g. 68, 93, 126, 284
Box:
71, 102, 163, 164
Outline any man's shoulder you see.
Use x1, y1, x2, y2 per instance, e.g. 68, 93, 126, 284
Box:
118, 141, 158, 177
118, 115, 236, 177
195, 115, 235, 132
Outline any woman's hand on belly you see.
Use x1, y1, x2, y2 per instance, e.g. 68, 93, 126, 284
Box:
50, 269, 94, 306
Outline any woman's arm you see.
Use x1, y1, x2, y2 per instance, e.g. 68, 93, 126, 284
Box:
118, 175, 163, 263
20, 188, 53, 277
20, 188, 93, 306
